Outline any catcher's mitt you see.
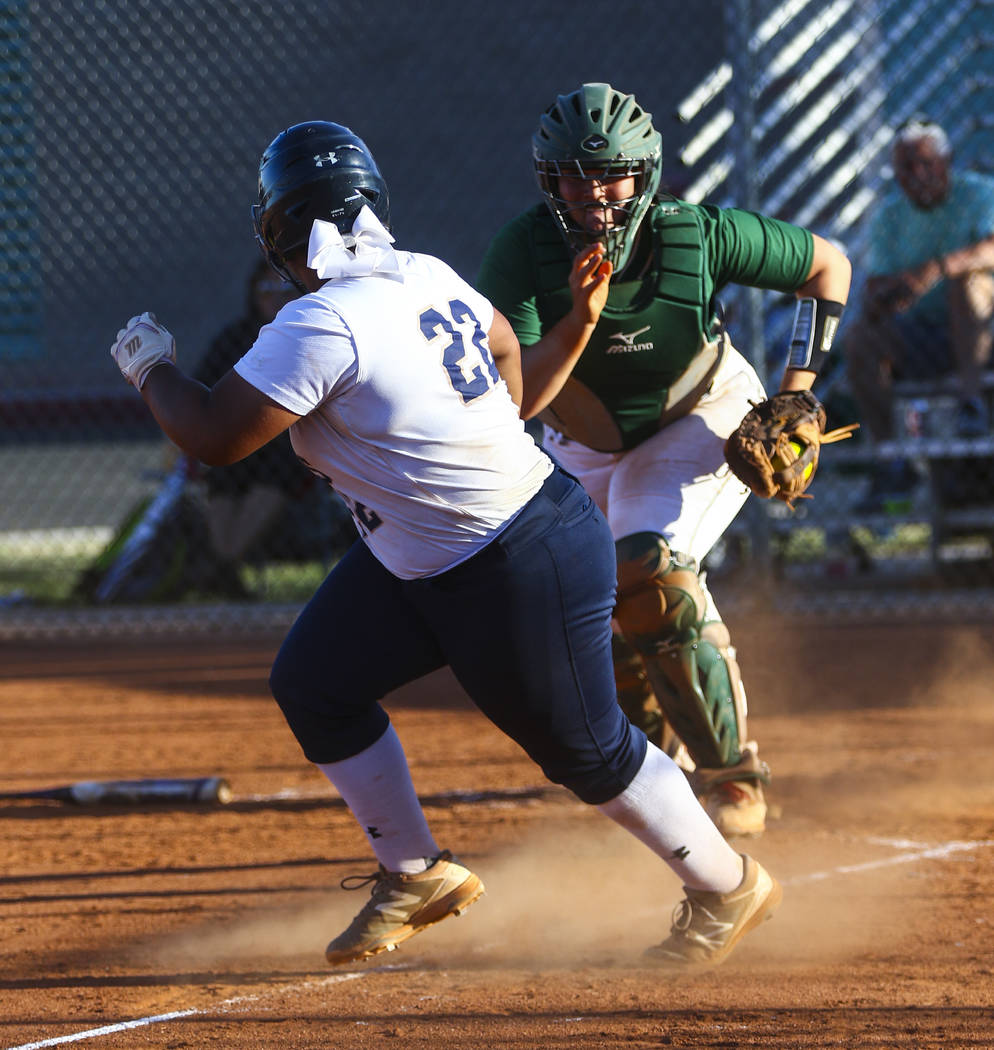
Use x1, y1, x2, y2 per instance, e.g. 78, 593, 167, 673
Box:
724, 389, 858, 508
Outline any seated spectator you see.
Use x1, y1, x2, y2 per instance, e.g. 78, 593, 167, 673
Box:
845, 119, 994, 506
189, 259, 316, 596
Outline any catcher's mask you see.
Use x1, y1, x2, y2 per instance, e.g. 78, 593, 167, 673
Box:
252, 121, 391, 292
532, 82, 662, 273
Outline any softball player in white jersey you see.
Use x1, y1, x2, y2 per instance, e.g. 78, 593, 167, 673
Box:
110, 121, 780, 969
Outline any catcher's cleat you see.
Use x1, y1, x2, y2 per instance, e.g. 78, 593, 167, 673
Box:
704, 778, 768, 838
646, 854, 781, 968
325, 850, 484, 965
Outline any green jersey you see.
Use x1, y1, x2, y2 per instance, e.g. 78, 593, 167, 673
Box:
477, 198, 814, 451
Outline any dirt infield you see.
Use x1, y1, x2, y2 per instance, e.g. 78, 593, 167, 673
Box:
2, 614, 993, 1049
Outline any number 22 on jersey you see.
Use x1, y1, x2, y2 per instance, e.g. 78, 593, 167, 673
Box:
419, 299, 501, 403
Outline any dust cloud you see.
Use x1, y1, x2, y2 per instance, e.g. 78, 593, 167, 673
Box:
137, 805, 933, 977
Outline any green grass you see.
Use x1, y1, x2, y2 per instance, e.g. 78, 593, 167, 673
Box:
241, 560, 334, 602
0, 555, 336, 607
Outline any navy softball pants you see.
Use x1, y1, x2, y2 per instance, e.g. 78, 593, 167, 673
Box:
269, 467, 646, 805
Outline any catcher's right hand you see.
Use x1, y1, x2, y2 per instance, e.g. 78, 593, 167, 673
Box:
723, 389, 858, 508
111, 312, 176, 389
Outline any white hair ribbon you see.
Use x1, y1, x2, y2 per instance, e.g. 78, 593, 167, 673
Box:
307, 206, 401, 281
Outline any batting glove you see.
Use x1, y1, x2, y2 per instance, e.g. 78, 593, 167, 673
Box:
111, 312, 176, 389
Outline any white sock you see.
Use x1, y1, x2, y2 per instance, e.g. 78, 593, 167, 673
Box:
316, 725, 440, 874
598, 744, 744, 893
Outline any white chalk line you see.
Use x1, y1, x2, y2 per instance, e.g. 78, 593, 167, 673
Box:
7, 835, 994, 1050
3, 973, 366, 1050
781, 837, 994, 886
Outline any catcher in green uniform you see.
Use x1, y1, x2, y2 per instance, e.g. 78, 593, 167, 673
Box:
476, 82, 853, 837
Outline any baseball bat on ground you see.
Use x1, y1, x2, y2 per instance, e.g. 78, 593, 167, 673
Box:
0, 776, 233, 805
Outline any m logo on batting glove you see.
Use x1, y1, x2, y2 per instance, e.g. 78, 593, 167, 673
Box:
110, 311, 177, 390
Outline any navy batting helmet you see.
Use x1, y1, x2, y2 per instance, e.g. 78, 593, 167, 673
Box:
252, 121, 391, 290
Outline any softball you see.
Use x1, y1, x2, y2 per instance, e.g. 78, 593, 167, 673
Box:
772, 440, 813, 480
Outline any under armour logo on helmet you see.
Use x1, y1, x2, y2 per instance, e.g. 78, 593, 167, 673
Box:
313, 152, 340, 167
581, 134, 609, 151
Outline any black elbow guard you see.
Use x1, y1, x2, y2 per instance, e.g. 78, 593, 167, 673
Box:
786, 298, 844, 374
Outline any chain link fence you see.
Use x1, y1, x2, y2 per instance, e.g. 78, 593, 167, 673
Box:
1, 0, 992, 635
680, 0, 994, 603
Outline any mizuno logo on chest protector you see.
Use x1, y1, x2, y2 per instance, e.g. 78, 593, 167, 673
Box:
606, 325, 654, 354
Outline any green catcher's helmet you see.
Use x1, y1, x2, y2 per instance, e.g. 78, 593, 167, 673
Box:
532, 82, 662, 273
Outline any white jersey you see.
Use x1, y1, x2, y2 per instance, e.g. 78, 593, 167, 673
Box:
235, 251, 552, 578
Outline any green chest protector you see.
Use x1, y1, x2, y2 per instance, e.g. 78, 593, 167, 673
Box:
533, 205, 727, 452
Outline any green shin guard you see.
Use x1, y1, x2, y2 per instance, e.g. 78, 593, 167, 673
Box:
642, 630, 741, 770
614, 532, 762, 779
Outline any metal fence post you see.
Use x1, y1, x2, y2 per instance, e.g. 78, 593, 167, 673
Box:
725, 0, 774, 581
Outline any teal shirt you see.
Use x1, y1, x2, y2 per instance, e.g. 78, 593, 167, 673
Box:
868, 170, 994, 324
476, 199, 814, 449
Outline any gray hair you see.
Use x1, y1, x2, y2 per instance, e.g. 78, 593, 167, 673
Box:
894, 119, 951, 157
